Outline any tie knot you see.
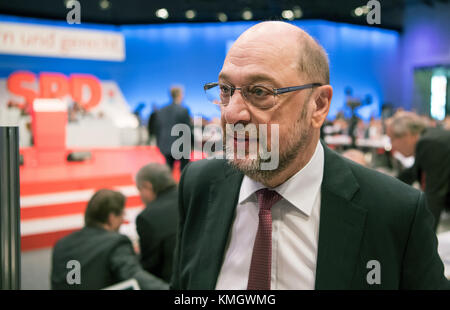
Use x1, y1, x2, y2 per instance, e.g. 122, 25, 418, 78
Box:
255, 188, 282, 211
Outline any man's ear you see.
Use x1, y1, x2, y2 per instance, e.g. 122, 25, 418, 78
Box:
143, 180, 153, 192
311, 85, 333, 129
106, 213, 115, 228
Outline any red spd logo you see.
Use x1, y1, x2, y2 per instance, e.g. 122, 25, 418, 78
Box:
7, 71, 102, 111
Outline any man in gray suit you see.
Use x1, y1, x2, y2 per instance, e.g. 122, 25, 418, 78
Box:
51, 189, 168, 290
135, 163, 179, 284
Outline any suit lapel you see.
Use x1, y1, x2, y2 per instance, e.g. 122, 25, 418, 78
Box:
195, 163, 244, 289
192, 146, 367, 289
315, 144, 368, 289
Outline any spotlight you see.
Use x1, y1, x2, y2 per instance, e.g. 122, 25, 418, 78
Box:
242, 9, 253, 20
354, 7, 364, 16
99, 0, 110, 10
64, 0, 73, 8
293, 6, 303, 19
217, 12, 228, 22
282, 10, 294, 20
156, 8, 169, 19
185, 10, 196, 20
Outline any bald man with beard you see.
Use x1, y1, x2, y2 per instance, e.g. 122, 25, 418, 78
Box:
171, 22, 449, 290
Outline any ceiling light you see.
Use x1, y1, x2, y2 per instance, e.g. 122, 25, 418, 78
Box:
217, 12, 228, 22
156, 8, 169, 19
282, 10, 294, 20
185, 10, 196, 19
242, 10, 253, 20
354, 7, 364, 17
293, 6, 303, 19
99, 0, 110, 10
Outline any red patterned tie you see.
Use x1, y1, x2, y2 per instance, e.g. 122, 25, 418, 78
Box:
247, 188, 282, 290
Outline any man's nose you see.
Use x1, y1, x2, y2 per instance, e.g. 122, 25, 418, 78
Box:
223, 90, 251, 124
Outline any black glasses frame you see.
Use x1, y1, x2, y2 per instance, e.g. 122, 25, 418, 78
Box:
204, 82, 323, 104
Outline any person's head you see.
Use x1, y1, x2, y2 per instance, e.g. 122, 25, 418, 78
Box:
135, 163, 176, 204
386, 112, 427, 157
342, 149, 367, 166
170, 86, 184, 104
443, 116, 450, 130
84, 189, 126, 232
215, 21, 333, 186
336, 112, 345, 120
357, 118, 365, 129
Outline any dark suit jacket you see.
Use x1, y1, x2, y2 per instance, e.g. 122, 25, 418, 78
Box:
51, 226, 168, 290
398, 128, 450, 229
136, 186, 179, 283
171, 143, 449, 289
147, 110, 158, 138
154, 102, 192, 156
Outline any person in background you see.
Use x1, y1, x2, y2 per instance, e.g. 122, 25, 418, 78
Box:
135, 163, 179, 284
334, 112, 349, 135
355, 117, 367, 140
386, 111, 450, 231
68, 101, 85, 123
51, 189, 168, 290
442, 116, 450, 130
345, 87, 361, 148
368, 117, 383, 139
153, 85, 192, 171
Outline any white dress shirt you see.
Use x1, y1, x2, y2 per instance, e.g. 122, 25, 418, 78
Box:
215, 141, 324, 290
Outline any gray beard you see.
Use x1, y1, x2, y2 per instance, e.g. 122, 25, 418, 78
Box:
226, 127, 312, 184
225, 114, 312, 184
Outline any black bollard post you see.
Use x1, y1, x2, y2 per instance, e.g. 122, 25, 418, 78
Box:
0, 126, 21, 290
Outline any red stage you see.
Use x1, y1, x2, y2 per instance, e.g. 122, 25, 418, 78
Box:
20, 146, 171, 251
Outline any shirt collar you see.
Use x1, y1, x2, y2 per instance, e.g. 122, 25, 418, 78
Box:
238, 140, 324, 217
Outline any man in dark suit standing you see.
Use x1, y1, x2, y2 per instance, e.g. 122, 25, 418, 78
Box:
135, 163, 179, 284
171, 21, 449, 289
387, 111, 450, 231
154, 86, 192, 171
51, 189, 168, 290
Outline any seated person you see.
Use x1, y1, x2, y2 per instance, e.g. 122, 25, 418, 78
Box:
386, 111, 450, 231
135, 163, 179, 284
50, 189, 168, 290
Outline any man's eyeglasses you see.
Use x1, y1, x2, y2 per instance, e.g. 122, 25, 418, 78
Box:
203, 82, 322, 109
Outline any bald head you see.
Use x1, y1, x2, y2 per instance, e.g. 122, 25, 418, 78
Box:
228, 21, 329, 85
